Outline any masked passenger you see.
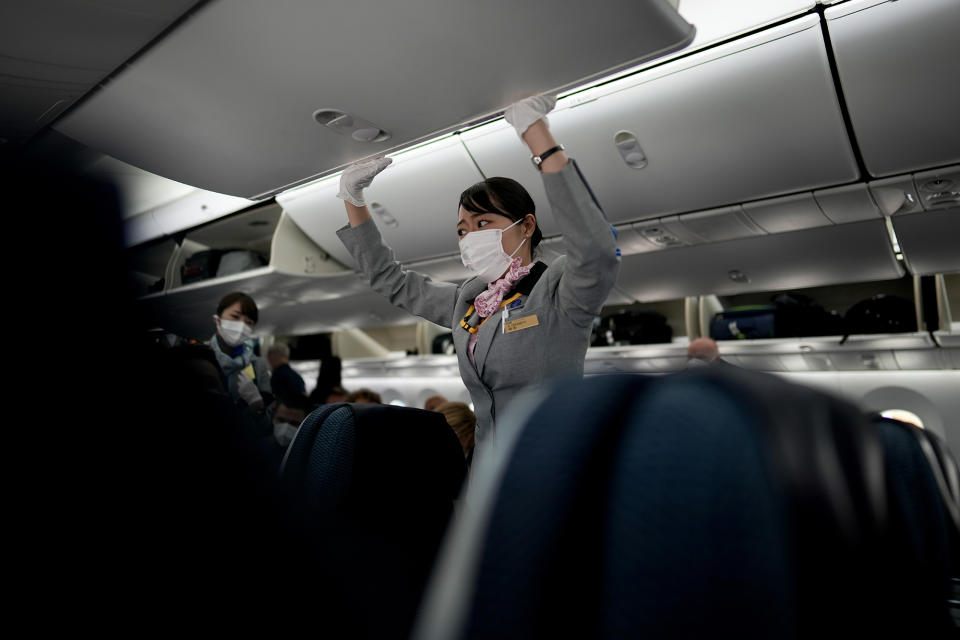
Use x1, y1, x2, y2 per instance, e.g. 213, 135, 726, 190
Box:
334, 96, 619, 458
209, 291, 272, 411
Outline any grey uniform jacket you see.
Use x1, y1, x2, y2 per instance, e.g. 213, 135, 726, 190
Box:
337, 159, 620, 448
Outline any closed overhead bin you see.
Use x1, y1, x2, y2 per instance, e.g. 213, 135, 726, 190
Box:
460, 15, 859, 228
826, 0, 960, 177
53, 0, 693, 199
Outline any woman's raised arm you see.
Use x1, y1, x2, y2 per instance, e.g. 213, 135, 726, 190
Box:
504, 95, 568, 173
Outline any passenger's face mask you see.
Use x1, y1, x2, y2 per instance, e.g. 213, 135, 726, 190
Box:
216, 316, 253, 347
273, 421, 299, 448
459, 217, 526, 283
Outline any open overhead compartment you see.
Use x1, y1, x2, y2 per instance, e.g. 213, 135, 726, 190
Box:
278, 136, 484, 266
459, 15, 858, 231
161, 203, 346, 291
53, 0, 693, 199
825, 0, 960, 177
136, 202, 427, 339
139, 270, 418, 341
127, 237, 179, 298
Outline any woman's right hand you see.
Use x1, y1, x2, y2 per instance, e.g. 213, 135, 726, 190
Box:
337, 156, 393, 207
503, 95, 557, 138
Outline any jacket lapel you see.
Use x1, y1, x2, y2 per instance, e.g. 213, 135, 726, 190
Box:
473, 304, 502, 379
455, 277, 489, 386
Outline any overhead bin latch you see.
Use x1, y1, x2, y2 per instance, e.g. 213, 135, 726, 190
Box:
614, 130, 647, 169
313, 109, 392, 143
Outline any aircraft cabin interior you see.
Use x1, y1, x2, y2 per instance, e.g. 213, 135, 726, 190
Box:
3, 0, 959, 635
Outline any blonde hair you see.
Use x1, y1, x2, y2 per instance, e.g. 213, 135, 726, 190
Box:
435, 401, 476, 456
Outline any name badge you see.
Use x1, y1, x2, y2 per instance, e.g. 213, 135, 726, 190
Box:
504, 314, 540, 333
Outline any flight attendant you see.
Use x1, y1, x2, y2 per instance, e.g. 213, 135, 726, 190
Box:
209, 291, 272, 411
335, 96, 619, 456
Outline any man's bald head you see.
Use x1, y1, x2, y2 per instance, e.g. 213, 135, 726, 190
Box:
687, 337, 720, 363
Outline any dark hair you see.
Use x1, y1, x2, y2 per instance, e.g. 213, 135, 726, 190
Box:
346, 388, 382, 404
216, 291, 259, 324
459, 177, 542, 252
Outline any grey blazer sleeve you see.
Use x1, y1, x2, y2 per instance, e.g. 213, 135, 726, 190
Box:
541, 159, 621, 327
337, 218, 460, 329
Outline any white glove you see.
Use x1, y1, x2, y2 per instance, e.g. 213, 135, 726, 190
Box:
337, 156, 393, 207
503, 94, 557, 138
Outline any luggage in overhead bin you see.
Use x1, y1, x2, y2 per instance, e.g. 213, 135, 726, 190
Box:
770, 293, 844, 338
181, 249, 225, 284
215, 249, 266, 278
711, 306, 777, 340
842, 294, 918, 337
181, 248, 266, 284
712, 294, 845, 340
602, 310, 673, 345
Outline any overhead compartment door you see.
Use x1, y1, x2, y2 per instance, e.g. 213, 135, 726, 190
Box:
53, 0, 693, 199
460, 15, 859, 230
826, 0, 960, 177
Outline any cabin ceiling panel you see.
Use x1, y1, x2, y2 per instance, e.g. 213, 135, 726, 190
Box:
53, 0, 692, 199
742, 193, 833, 234
463, 16, 858, 227
0, 0, 198, 144
814, 184, 882, 224
615, 220, 902, 301
672, 205, 766, 243
826, 0, 960, 177
891, 207, 960, 276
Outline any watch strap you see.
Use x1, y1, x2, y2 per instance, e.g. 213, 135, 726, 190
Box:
531, 144, 565, 170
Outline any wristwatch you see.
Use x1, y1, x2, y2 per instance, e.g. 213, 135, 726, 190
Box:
531, 144, 564, 170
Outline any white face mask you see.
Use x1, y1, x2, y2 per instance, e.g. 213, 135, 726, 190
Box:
216, 316, 253, 347
273, 421, 299, 448
459, 218, 527, 283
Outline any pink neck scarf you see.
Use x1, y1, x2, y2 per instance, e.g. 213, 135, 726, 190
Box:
474, 257, 531, 318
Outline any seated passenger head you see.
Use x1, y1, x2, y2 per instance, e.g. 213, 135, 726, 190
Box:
687, 337, 720, 363
346, 388, 382, 404
326, 386, 349, 403
435, 401, 476, 457
266, 342, 290, 368
458, 177, 542, 279
273, 397, 310, 448
424, 395, 448, 411
213, 291, 258, 347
